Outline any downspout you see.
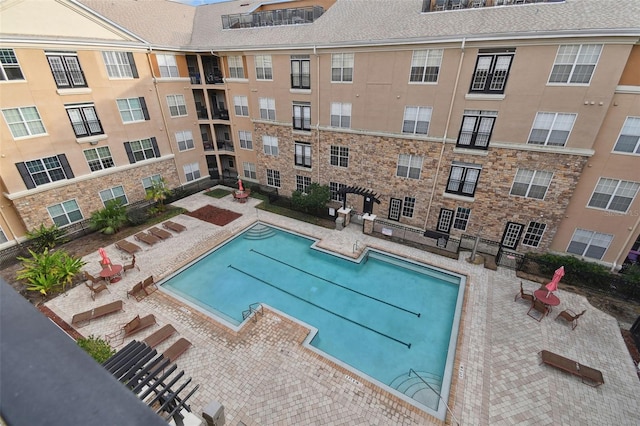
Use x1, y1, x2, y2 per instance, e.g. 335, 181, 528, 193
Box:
423, 37, 466, 230
315, 45, 321, 183
612, 214, 640, 271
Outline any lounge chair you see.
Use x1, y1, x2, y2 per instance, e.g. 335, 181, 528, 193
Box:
134, 231, 161, 246
127, 281, 147, 302
84, 281, 110, 301
163, 220, 186, 233
515, 281, 534, 303
142, 275, 157, 295
106, 314, 157, 345
84, 271, 103, 286
527, 299, 549, 322
115, 239, 141, 255
556, 309, 586, 330
71, 300, 123, 327
122, 254, 138, 275
539, 350, 604, 387
163, 337, 192, 363
143, 324, 177, 348
148, 226, 172, 240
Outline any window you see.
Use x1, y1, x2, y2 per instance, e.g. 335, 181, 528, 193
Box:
396, 154, 423, 179
457, 110, 497, 149
402, 106, 432, 135
291, 55, 310, 89
125, 138, 160, 163
331, 53, 354, 82
47, 200, 83, 227
142, 174, 162, 190
330, 145, 349, 168
549, 44, 602, 84
567, 228, 613, 260
234, 96, 249, 116
588, 178, 639, 213
102, 51, 137, 78
83, 147, 114, 171
262, 135, 279, 156
295, 142, 312, 168
0, 226, 7, 244
0, 49, 24, 81
266, 169, 281, 187
117, 97, 149, 123
402, 197, 416, 218
330, 182, 346, 201
409, 49, 443, 83
16, 154, 73, 188
613, 117, 640, 154
523, 222, 546, 247
46, 52, 86, 88
330, 103, 351, 128
446, 163, 481, 197
157, 54, 179, 78
510, 169, 553, 200
243, 162, 256, 179
259, 98, 276, 121
296, 175, 312, 192
2, 106, 46, 138
183, 162, 201, 182
453, 207, 471, 231
66, 104, 103, 137
293, 102, 311, 130
228, 56, 245, 79
528, 112, 576, 146
255, 55, 273, 80
99, 186, 128, 206
239, 131, 253, 149
469, 50, 514, 94
175, 130, 194, 151
166, 95, 187, 117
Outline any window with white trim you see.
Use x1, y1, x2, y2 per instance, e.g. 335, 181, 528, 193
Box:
470, 49, 514, 94
183, 162, 201, 182
330, 102, 351, 128
142, 174, 162, 190
293, 102, 311, 130
66, 103, 103, 137
255, 55, 272, 80
83, 147, 114, 172
587, 178, 639, 213
402, 197, 416, 218
330, 182, 346, 201
266, 169, 281, 187
291, 55, 310, 89
228, 55, 245, 78
528, 112, 576, 146
0, 49, 24, 81
239, 130, 253, 149
549, 44, 602, 85
409, 49, 443, 83
126, 138, 157, 162
46, 51, 86, 88
16, 155, 73, 188
331, 53, 353, 82
457, 110, 497, 150
613, 117, 640, 154
117, 97, 148, 123
262, 135, 279, 156
175, 130, 194, 151
295, 142, 312, 168
522, 221, 546, 247
296, 175, 312, 193
233, 96, 249, 116
243, 162, 256, 179
453, 207, 471, 231
330, 145, 349, 168
102, 51, 137, 79
402, 106, 432, 135
157, 54, 179, 78
259, 97, 276, 121
510, 169, 553, 200
99, 186, 128, 206
0, 226, 7, 244
166, 94, 187, 117
2, 106, 46, 138
47, 199, 83, 228
396, 154, 423, 179
446, 162, 481, 197
567, 228, 613, 260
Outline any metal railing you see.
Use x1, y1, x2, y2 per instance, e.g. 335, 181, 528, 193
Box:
242, 302, 263, 322
222, 6, 324, 29
408, 369, 459, 425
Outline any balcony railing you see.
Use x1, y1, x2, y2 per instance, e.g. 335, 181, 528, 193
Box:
422, 0, 563, 12
222, 6, 324, 29
217, 141, 235, 152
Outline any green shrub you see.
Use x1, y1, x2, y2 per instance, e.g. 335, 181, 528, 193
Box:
145, 177, 172, 212
77, 335, 115, 363
16, 248, 86, 295
89, 200, 128, 234
291, 183, 330, 213
26, 224, 68, 252
126, 207, 149, 226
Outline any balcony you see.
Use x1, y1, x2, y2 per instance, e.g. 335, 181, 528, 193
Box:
422, 0, 563, 12
217, 141, 235, 152
222, 6, 324, 29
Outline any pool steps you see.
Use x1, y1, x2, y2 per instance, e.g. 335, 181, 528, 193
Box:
243, 224, 276, 240
389, 370, 442, 410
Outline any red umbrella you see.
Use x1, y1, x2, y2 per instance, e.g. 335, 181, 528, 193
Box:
545, 266, 564, 296
99, 247, 112, 270
238, 178, 244, 192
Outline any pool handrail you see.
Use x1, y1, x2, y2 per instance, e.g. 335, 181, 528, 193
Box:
409, 368, 460, 426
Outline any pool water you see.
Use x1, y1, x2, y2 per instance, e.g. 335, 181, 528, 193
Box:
161, 223, 465, 418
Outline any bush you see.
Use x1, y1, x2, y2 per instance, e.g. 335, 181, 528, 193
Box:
90, 200, 128, 234
145, 177, 172, 212
16, 248, 86, 295
26, 224, 68, 253
77, 335, 115, 363
126, 207, 149, 226
291, 183, 330, 214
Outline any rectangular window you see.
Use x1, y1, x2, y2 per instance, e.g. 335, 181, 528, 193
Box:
228, 55, 245, 79
259, 97, 276, 121
296, 175, 312, 193
457, 110, 497, 149
409, 49, 443, 83
243, 162, 257, 179
567, 228, 613, 260
233, 95, 249, 116
446, 163, 481, 197
291, 55, 310, 89
117, 97, 148, 123
47, 199, 83, 228
126, 138, 158, 162
330, 182, 346, 201
255, 55, 273, 80
102, 51, 137, 78
99, 185, 128, 206
549, 44, 602, 84
2, 106, 46, 138
157, 54, 179, 78
330, 145, 349, 168
588, 178, 639, 213
46, 52, 87, 88
528, 112, 576, 146
262, 135, 279, 156
142, 174, 162, 190
183, 162, 201, 182
396, 154, 423, 179
522, 222, 546, 247
331, 53, 354, 82
239, 130, 253, 149
295, 142, 312, 168
613, 116, 640, 154
266, 169, 281, 188
470, 50, 514, 94
0, 48, 24, 81
66, 103, 103, 137
453, 207, 471, 231
402, 197, 416, 218
166, 95, 187, 117
330, 102, 351, 128
293, 102, 311, 130
18, 155, 72, 187
0, 226, 7, 244
402, 106, 432, 135
510, 169, 553, 200
83, 147, 114, 172
176, 130, 194, 151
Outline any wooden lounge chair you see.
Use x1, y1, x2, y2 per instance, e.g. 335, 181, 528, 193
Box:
115, 239, 141, 255
556, 309, 586, 330
71, 300, 123, 327
122, 254, 138, 275
84, 271, 103, 286
539, 350, 604, 387
106, 314, 157, 345
84, 281, 110, 301
127, 281, 147, 302
142, 275, 157, 295
148, 226, 172, 240
515, 281, 534, 303
163, 220, 186, 233
527, 299, 549, 322
162, 337, 192, 363
143, 324, 177, 348
134, 232, 161, 246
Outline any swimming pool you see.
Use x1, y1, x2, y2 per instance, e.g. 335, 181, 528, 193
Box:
160, 223, 465, 419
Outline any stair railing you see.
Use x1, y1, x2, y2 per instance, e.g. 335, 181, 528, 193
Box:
242, 302, 264, 323
408, 368, 460, 425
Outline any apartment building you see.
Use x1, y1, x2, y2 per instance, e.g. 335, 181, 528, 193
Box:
1, 0, 639, 269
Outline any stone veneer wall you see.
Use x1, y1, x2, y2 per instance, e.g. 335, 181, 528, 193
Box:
13, 159, 181, 231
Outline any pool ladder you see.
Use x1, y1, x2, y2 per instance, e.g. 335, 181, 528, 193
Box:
353, 240, 362, 254
242, 302, 263, 323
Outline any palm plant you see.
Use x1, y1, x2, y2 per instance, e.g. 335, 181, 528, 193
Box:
26, 224, 68, 252
145, 177, 172, 213
16, 248, 86, 296
89, 200, 128, 234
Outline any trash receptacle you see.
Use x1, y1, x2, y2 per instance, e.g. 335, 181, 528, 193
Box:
202, 400, 225, 426
335, 216, 344, 231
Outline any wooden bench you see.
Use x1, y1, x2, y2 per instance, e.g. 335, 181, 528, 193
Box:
539, 350, 604, 387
